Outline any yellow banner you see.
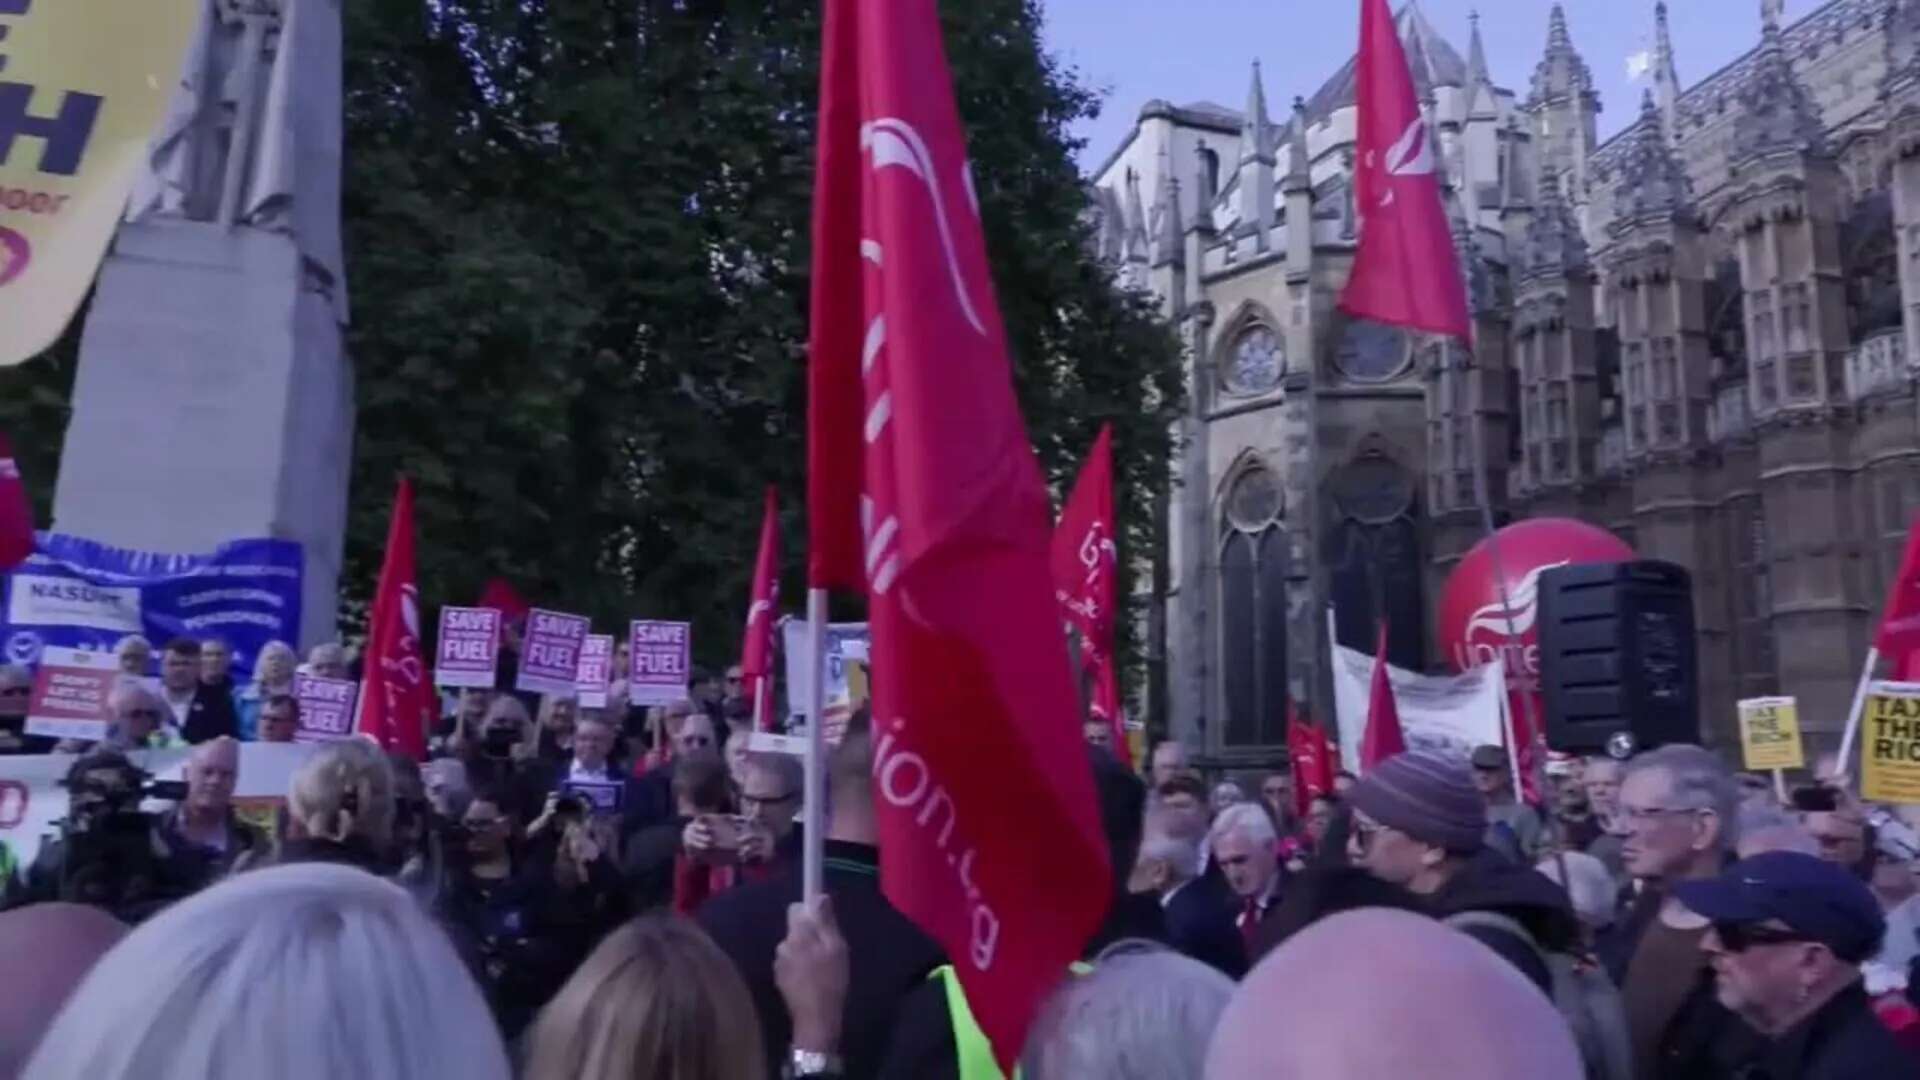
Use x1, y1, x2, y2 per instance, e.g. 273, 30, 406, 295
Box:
0, 0, 199, 367
1737, 696, 1804, 772
1861, 681, 1920, 804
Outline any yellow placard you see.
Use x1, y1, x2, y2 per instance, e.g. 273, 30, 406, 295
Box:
1737, 696, 1805, 772
1861, 681, 1920, 804
0, 0, 199, 366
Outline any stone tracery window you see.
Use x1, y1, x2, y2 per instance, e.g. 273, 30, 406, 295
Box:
1218, 464, 1288, 750
1223, 324, 1284, 396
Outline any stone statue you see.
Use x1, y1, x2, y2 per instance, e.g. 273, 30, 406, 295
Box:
1760, 0, 1784, 31
127, 0, 348, 321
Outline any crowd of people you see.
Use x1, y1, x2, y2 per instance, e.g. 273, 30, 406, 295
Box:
4, 631, 1920, 1078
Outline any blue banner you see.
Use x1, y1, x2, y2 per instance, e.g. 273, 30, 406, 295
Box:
0, 534, 303, 679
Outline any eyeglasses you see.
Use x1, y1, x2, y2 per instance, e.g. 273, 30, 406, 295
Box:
1618, 804, 1708, 828
740, 790, 797, 812
1712, 921, 1816, 953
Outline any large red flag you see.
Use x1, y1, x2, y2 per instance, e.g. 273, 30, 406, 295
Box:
1878, 515, 1920, 679
1360, 621, 1407, 770
1051, 425, 1127, 766
1287, 704, 1337, 819
806, 0, 1111, 1066
1338, 0, 1472, 340
358, 476, 429, 759
0, 433, 33, 573
740, 486, 781, 729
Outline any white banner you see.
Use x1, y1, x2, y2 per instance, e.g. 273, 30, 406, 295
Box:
0, 742, 317, 873
1330, 643, 1507, 770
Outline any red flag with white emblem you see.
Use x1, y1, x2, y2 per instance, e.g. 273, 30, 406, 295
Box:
358, 476, 429, 759
740, 486, 781, 729
0, 433, 33, 573
1338, 0, 1472, 340
806, 0, 1112, 1066
1051, 425, 1127, 766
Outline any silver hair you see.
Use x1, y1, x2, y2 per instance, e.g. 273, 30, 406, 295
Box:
306, 642, 347, 668
1208, 801, 1278, 849
1623, 743, 1740, 852
1736, 803, 1819, 858
111, 635, 151, 658
747, 751, 804, 794
1020, 948, 1233, 1080
1138, 820, 1203, 882
105, 678, 163, 716
22, 863, 510, 1080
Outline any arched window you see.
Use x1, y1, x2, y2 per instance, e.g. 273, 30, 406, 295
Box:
1201, 147, 1221, 200
1218, 464, 1288, 749
1327, 451, 1423, 670
1222, 323, 1285, 396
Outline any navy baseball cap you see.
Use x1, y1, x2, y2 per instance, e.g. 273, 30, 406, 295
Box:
1671, 851, 1886, 963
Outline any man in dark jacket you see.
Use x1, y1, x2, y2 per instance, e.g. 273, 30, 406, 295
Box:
1133, 814, 1245, 977
158, 638, 238, 744
1345, 749, 1575, 993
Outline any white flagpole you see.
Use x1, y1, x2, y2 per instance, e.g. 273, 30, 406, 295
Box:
1834, 648, 1879, 788
753, 676, 769, 733
802, 588, 829, 905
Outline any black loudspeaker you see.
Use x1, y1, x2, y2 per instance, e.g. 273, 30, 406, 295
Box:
1536, 560, 1699, 754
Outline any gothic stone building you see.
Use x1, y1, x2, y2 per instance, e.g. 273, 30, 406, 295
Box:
1092, 1, 1920, 766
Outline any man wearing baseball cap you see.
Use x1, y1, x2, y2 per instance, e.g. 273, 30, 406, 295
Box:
1674, 851, 1918, 1077
1471, 743, 1544, 860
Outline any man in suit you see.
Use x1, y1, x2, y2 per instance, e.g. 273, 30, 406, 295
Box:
1134, 809, 1246, 977
1213, 802, 1283, 953
544, 715, 645, 837
159, 638, 238, 744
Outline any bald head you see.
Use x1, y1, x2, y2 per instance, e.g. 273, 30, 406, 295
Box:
0, 904, 126, 1078
1205, 909, 1581, 1080
185, 736, 239, 815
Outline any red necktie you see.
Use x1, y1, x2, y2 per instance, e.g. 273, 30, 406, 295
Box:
1239, 897, 1261, 951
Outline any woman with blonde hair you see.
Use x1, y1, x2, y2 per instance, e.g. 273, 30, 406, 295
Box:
235, 639, 298, 740
22, 863, 510, 1080
278, 737, 396, 873
523, 916, 767, 1080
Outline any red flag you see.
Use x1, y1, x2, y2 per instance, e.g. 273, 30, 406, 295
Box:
740, 486, 782, 729
1338, 0, 1472, 340
358, 476, 429, 759
1878, 515, 1920, 678
806, 0, 1111, 1066
0, 433, 34, 573
1287, 705, 1336, 820
1361, 621, 1407, 770
1051, 425, 1127, 767
477, 578, 531, 628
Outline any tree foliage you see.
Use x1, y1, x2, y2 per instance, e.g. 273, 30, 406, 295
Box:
2, 0, 1183, 699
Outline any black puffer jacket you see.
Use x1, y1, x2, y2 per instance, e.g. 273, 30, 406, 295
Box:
1428, 846, 1580, 994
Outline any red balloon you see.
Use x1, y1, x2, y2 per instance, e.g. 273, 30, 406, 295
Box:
1437, 518, 1635, 688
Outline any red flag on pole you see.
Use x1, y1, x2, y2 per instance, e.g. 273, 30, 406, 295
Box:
1052, 425, 1127, 766
1287, 704, 1336, 819
358, 476, 429, 759
740, 486, 782, 729
1878, 515, 1920, 678
806, 0, 1112, 1066
0, 433, 34, 573
477, 578, 531, 628
1337, 0, 1472, 340
1361, 621, 1407, 770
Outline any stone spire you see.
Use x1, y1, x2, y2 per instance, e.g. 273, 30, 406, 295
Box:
1241, 60, 1275, 165
1653, 2, 1680, 140
1733, 7, 1827, 162
1612, 90, 1694, 228
1527, 4, 1595, 108
1153, 156, 1184, 268
1123, 167, 1149, 263
1284, 96, 1311, 192
1525, 168, 1589, 273
1466, 10, 1498, 119
1450, 185, 1491, 314
1238, 59, 1277, 247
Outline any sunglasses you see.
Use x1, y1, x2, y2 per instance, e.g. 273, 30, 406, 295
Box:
1712, 921, 1815, 952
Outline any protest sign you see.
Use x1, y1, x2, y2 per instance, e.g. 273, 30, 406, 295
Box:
561, 778, 625, 816
576, 634, 615, 709
293, 673, 357, 743
23, 645, 118, 740
434, 606, 501, 688
1862, 681, 1920, 804
0, 534, 303, 679
1330, 642, 1506, 770
628, 620, 691, 706
0, 0, 202, 367
782, 620, 870, 730
518, 609, 591, 696
0, 742, 315, 869
1737, 696, 1805, 772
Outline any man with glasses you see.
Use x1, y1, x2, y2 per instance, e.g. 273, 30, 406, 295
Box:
1674, 850, 1916, 1077
736, 751, 803, 868
102, 681, 184, 752
1603, 743, 1761, 1080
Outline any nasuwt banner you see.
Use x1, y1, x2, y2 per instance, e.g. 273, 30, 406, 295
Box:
0, 534, 303, 679
0, 0, 202, 366
1861, 680, 1920, 804
1330, 641, 1506, 771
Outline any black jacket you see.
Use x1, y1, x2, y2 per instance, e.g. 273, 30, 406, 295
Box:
1740, 983, 1920, 1080
1162, 873, 1247, 978
179, 684, 239, 744
698, 840, 944, 1080
1428, 847, 1579, 995
1603, 885, 1765, 1080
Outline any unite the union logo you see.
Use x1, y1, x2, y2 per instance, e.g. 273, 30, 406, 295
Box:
0, 226, 30, 288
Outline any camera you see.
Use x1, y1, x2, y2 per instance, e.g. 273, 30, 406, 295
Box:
480, 722, 520, 760
1790, 783, 1842, 814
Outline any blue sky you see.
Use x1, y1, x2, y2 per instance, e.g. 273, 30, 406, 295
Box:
1044, 0, 1829, 170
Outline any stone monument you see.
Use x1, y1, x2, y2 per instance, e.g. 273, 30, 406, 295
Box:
51, 0, 351, 649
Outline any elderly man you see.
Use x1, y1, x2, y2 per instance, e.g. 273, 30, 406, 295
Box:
1804, 800, 1872, 880
1211, 803, 1281, 951
305, 642, 350, 681
112, 635, 152, 678
1675, 851, 1915, 1077
1021, 948, 1233, 1080
1134, 813, 1246, 978
734, 751, 804, 867
1584, 755, 1628, 878
159, 737, 264, 891
258, 694, 300, 743
158, 638, 238, 743
1470, 744, 1544, 860
101, 680, 180, 752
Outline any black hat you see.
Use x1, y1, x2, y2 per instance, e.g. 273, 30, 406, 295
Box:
1469, 744, 1507, 771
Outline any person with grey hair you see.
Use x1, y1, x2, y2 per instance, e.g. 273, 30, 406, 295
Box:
304, 642, 350, 681
100, 679, 180, 752
111, 635, 152, 678
1020, 945, 1233, 1080
1736, 802, 1820, 860
1601, 744, 1760, 1080
1133, 811, 1246, 977
1210, 802, 1281, 948
421, 757, 473, 821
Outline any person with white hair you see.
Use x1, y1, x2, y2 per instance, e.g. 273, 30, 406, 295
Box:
111, 635, 152, 678
1209, 802, 1281, 948
235, 640, 298, 741
1020, 945, 1234, 1080
21, 863, 511, 1080
1736, 802, 1820, 860
100, 679, 180, 752
277, 738, 396, 874
1133, 811, 1245, 977
305, 642, 350, 681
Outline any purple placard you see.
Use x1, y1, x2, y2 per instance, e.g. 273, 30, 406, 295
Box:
576, 634, 615, 708
518, 608, 591, 696
435, 606, 501, 688
294, 673, 358, 743
627, 619, 691, 706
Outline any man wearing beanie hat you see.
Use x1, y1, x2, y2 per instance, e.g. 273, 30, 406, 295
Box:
1347, 749, 1579, 995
